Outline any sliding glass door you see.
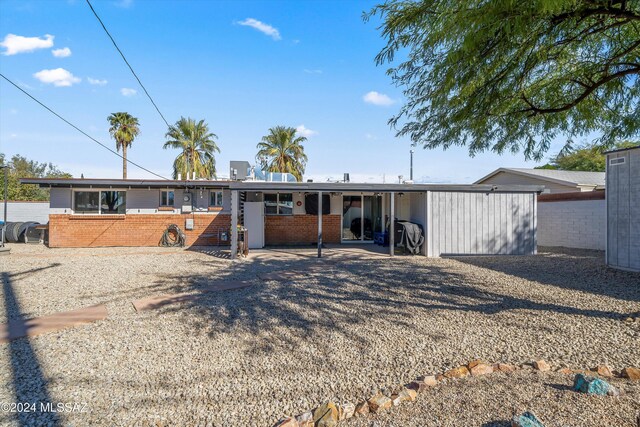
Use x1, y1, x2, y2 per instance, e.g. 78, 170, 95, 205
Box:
342, 194, 382, 242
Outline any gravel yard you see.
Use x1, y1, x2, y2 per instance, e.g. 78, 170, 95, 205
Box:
347, 369, 640, 427
1, 244, 639, 426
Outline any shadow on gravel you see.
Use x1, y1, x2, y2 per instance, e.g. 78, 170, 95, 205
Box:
146, 249, 632, 356
2, 270, 61, 427
453, 247, 640, 303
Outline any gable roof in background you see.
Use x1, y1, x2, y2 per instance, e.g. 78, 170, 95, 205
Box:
474, 168, 606, 188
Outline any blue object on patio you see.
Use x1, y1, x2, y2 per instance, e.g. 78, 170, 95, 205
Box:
373, 232, 387, 245
511, 412, 545, 427
572, 373, 618, 396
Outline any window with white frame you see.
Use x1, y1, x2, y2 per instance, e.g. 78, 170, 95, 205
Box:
74, 191, 126, 214
160, 190, 175, 207
264, 193, 293, 215
209, 190, 223, 207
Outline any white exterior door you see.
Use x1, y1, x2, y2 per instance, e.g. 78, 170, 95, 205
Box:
244, 202, 264, 249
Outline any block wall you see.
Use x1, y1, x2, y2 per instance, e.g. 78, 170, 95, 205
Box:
538, 196, 605, 250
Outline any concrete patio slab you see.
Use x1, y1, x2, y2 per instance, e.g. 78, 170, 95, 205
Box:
132, 281, 253, 312
0, 304, 108, 342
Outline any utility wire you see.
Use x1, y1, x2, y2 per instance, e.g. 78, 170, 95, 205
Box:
0, 73, 169, 181
85, 0, 171, 128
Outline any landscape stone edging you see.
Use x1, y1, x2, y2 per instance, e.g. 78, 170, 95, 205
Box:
273, 360, 640, 427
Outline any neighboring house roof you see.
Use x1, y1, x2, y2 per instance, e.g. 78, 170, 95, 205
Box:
474, 168, 605, 188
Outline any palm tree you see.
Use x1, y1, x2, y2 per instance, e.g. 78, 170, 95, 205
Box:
107, 112, 140, 179
164, 117, 220, 179
256, 126, 308, 181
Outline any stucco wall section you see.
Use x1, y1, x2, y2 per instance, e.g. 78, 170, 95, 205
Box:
5, 201, 49, 223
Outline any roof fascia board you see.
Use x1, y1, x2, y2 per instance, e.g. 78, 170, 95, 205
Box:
229, 181, 543, 193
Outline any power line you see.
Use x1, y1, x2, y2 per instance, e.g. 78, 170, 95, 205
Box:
0, 73, 169, 181
85, 0, 171, 128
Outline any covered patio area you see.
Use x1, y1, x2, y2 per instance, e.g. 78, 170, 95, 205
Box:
228, 181, 543, 260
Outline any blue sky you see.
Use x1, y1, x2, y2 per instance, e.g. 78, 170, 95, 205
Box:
1, 0, 562, 183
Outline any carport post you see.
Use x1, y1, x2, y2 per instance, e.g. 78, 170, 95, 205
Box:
317, 191, 322, 258
231, 190, 238, 260
389, 192, 395, 257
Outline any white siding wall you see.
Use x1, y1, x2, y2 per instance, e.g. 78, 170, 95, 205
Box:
538, 200, 605, 250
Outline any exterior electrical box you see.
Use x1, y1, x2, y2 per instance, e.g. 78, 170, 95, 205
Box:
182, 192, 193, 213
185, 218, 194, 231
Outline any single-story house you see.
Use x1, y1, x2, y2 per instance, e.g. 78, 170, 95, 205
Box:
475, 168, 605, 193
21, 174, 543, 259
605, 145, 639, 272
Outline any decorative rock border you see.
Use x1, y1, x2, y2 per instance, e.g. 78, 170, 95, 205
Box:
272, 359, 640, 427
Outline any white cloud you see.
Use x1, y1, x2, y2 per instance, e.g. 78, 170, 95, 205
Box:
120, 87, 137, 96
238, 18, 281, 40
296, 124, 318, 138
365, 133, 377, 140
33, 68, 80, 87
114, 0, 133, 8
88, 77, 108, 86
363, 91, 395, 106
303, 69, 322, 74
0, 33, 54, 55
52, 47, 72, 58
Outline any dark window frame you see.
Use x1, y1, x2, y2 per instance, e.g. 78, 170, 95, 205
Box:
264, 192, 293, 216
73, 190, 126, 215
160, 190, 175, 207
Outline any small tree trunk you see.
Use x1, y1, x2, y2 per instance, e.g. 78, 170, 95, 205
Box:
122, 143, 128, 179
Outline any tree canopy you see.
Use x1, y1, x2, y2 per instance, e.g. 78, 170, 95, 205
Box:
367, 0, 640, 160
256, 126, 308, 181
0, 153, 71, 201
164, 117, 220, 179
536, 141, 638, 171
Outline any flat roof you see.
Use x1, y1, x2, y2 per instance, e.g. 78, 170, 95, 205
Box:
20, 178, 544, 193
228, 181, 544, 193
20, 178, 232, 189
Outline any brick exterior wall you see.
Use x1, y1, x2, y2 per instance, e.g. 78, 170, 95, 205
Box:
48, 214, 231, 248
265, 214, 341, 245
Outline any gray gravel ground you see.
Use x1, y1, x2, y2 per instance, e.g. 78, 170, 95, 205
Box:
0, 244, 638, 426
346, 370, 640, 427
